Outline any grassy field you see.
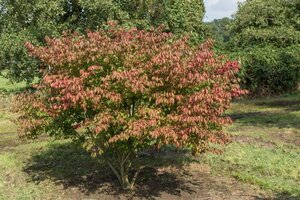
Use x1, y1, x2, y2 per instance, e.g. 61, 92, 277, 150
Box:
0, 77, 299, 199
204, 92, 300, 198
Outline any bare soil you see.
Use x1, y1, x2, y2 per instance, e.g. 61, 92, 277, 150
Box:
49, 163, 270, 200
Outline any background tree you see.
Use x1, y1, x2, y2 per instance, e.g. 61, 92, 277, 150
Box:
229, 0, 300, 95
206, 17, 232, 49
230, 0, 300, 48
0, 0, 206, 83
14, 24, 245, 190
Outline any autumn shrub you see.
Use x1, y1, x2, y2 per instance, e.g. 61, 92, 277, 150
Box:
14, 23, 245, 190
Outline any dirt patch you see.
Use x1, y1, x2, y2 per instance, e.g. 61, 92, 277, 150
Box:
231, 125, 300, 147
233, 135, 276, 148
267, 131, 300, 147
47, 163, 269, 200
0, 134, 50, 152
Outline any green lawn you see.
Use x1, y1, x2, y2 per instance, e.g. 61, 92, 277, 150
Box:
204, 92, 300, 198
0, 90, 299, 199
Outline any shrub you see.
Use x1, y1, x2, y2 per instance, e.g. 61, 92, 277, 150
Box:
240, 45, 300, 95
14, 23, 245, 190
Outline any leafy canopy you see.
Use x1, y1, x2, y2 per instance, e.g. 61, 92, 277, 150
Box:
229, 0, 300, 95
0, 0, 206, 83
14, 24, 244, 189
206, 17, 232, 48
230, 0, 300, 48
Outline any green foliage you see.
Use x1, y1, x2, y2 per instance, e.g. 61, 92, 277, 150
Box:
229, 0, 300, 95
0, 31, 40, 83
0, 0, 205, 83
164, 0, 206, 44
240, 45, 300, 95
0, 0, 67, 83
231, 0, 300, 48
206, 17, 232, 49
0, 76, 27, 93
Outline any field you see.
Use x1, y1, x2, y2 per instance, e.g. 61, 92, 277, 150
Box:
0, 77, 299, 200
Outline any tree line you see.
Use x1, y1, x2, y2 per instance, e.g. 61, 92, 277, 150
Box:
208, 0, 300, 95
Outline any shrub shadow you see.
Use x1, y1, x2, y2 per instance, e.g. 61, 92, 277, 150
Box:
23, 142, 198, 199
228, 111, 300, 130
255, 192, 300, 200
272, 192, 300, 200
255, 99, 300, 112
228, 97, 300, 130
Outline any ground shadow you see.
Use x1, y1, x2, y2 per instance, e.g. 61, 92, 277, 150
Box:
228, 96, 300, 129
255, 99, 300, 112
23, 142, 198, 199
271, 192, 300, 200
254, 192, 300, 200
228, 111, 300, 129
23, 143, 276, 199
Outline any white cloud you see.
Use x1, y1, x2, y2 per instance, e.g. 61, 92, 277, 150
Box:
205, 0, 219, 7
204, 0, 246, 22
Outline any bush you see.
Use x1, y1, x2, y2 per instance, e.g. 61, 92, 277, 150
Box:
14, 24, 245, 190
240, 45, 300, 95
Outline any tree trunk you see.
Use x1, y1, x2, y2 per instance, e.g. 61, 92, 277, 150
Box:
105, 152, 140, 190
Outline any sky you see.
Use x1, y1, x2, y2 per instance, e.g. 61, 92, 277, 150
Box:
204, 0, 246, 22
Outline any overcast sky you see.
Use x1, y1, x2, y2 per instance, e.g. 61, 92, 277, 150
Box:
204, 0, 246, 22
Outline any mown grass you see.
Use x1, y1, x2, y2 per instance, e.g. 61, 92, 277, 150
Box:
205, 143, 300, 196
204, 91, 300, 198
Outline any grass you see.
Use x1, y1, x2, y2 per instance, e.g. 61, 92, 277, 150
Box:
0, 76, 27, 93
0, 84, 299, 199
205, 143, 300, 196
204, 91, 300, 198
0, 140, 84, 200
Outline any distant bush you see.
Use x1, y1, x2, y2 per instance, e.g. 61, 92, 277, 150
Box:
228, 0, 300, 96
240, 45, 300, 95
